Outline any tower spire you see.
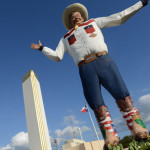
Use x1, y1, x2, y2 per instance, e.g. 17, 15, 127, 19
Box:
22, 70, 52, 150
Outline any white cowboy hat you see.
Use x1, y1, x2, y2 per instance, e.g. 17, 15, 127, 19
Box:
62, 3, 88, 30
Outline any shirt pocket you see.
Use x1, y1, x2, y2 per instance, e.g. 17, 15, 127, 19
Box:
84, 25, 95, 34
68, 34, 76, 45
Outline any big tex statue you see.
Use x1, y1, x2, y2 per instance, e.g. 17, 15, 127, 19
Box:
31, 0, 149, 149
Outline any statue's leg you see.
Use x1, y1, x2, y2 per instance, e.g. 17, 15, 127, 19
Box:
93, 105, 119, 149
116, 96, 149, 140
98, 55, 149, 140
79, 61, 119, 149
79, 61, 105, 110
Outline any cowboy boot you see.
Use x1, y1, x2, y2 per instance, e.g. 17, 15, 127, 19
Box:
94, 105, 119, 149
116, 96, 149, 141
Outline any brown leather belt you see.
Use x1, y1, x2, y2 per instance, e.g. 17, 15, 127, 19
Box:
78, 51, 107, 66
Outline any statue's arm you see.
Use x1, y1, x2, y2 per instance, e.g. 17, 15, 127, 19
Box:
31, 38, 68, 62
95, 1, 148, 29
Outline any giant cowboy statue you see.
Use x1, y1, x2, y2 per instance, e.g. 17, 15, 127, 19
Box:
31, 0, 149, 149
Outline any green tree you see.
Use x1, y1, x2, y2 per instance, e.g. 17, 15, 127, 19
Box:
119, 135, 133, 148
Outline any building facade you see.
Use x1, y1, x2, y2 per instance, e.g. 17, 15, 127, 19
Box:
61, 139, 104, 150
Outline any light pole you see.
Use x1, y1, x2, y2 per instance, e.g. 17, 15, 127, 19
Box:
78, 127, 83, 141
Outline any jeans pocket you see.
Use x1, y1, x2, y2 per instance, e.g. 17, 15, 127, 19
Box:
97, 55, 111, 63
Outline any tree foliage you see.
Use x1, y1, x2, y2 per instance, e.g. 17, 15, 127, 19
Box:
119, 135, 133, 148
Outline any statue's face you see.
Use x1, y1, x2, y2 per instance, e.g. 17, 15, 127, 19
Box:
70, 12, 84, 27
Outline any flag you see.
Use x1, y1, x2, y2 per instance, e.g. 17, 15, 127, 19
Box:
81, 105, 88, 113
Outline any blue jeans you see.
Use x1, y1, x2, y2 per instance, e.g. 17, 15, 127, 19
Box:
79, 55, 130, 110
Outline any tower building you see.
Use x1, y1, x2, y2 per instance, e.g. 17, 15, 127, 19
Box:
22, 70, 52, 150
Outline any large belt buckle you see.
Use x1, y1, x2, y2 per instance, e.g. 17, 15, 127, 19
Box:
84, 53, 97, 64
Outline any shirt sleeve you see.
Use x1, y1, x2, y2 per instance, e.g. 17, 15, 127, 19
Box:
42, 38, 68, 62
95, 1, 143, 29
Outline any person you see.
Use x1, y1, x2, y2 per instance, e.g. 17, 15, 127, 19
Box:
31, 0, 149, 149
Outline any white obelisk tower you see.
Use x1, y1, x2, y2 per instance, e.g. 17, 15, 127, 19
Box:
22, 70, 52, 150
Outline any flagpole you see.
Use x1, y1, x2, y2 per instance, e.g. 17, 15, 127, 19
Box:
86, 105, 103, 150
78, 127, 83, 141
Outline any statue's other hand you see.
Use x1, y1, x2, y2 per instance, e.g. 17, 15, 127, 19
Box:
31, 40, 42, 50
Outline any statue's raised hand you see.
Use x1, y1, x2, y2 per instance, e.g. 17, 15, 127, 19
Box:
31, 41, 42, 50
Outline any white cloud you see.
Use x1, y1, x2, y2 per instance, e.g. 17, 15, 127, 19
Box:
136, 94, 150, 123
0, 145, 12, 150
53, 114, 91, 145
55, 126, 73, 137
55, 125, 91, 139
81, 126, 91, 133
11, 132, 29, 148
113, 118, 128, 132
63, 115, 84, 125
0, 132, 29, 150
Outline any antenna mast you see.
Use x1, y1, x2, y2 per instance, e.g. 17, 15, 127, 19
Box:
54, 139, 58, 150
69, 116, 76, 138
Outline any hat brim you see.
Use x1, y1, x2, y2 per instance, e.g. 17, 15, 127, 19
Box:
62, 3, 88, 31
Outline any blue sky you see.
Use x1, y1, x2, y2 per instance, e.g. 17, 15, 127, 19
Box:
0, 0, 150, 149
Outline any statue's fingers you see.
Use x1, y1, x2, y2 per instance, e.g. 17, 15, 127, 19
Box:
39, 40, 42, 45
30, 45, 35, 49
